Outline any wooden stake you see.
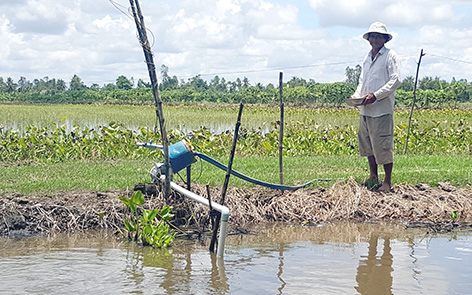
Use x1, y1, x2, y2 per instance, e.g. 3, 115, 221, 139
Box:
209, 103, 244, 253
278, 72, 284, 187
206, 185, 214, 230
404, 49, 425, 155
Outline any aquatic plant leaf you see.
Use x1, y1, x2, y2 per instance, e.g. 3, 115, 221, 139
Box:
119, 195, 131, 207
124, 219, 135, 232
160, 206, 174, 221
131, 190, 145, 206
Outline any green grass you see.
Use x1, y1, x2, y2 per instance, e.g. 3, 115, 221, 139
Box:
0, 160, 151, 194
2, 154, 471, 194
155, 154, 472, 188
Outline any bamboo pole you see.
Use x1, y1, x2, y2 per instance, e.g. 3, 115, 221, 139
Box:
129, 0, 171, 198
404, 49, 425, 155
278, 72, 284, 186
209, 103, 244, 253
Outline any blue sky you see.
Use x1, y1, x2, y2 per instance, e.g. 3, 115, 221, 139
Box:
1, 0, 472, 87
275, 0, 319, 30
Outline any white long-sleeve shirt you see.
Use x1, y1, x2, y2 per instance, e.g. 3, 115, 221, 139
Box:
353, 46, 401, 117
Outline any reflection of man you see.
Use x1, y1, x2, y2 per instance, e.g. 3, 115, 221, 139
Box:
355, 236, 393, 294
352, 22, 401, 192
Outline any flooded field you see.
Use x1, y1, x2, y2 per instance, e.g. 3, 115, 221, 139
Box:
0, 104, 289, 134
1, 223, 471, 294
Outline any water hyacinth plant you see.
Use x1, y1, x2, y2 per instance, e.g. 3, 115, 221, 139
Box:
119, 190, 175, 248
1, 115, 472, 163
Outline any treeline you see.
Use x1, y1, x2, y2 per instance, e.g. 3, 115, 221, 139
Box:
1, 65, 471, 107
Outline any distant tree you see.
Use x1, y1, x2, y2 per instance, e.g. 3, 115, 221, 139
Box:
210, 75, 227, 92
90, 83, 100, 90
160, 64, 179, 90
30, 76, 64, 93
55, 79, 67, 92
242, 77, 250, 88
70, 75, 87, 91
449, 79, 471, 102
0, 77, 5, 92
103, 83, 117, 91
287, 76, 308, 88
228, 81, 237, 92
419, 76, 446, 90
210, 75, 220, 89
234, 78, 242, 91
116, 75, 133, 90
160, 64, 170, 81
187, 75, 208, 91
32, 78, 42, 90
6, 77, 18, 92
398, 76, 414, 91
218, 77, 227, 92
308, 79, 317, 86
345, 65, 362, 85
137, 79, 151, 88
17, 77, 32, 92
164, 75, 179, 90
265, 83, 275, 90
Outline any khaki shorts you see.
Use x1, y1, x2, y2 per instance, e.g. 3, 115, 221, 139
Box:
358, 114, 394, 165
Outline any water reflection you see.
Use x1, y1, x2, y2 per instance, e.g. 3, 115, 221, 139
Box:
0, 224, 471, 294
355, 236, 393, 295
119, 241, 230, 294
277, 244, 287, 294
211, 254, 230, 293
3, 119, 271, 136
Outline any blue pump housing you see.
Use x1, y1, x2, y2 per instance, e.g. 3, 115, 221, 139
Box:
168, 141, 196, 173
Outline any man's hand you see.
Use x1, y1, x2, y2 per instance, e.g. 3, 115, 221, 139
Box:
362, 93, 376, 105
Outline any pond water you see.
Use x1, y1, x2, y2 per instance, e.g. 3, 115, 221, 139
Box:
1, 223, 471, 295
2, 118, 264, 137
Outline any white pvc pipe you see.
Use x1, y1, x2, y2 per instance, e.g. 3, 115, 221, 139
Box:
162, 176, 230, 258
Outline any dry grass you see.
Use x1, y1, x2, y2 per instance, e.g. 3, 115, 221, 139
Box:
189, 177, 472, 227
1, 178, 471, 237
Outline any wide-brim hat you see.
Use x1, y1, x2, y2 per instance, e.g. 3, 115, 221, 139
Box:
363, 22, 393, 42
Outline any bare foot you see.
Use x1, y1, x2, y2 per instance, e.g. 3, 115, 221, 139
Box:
378, 183, 391, 193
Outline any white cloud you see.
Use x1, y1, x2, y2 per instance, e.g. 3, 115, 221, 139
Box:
308, 0, 463, 28
0, 0, 471, 86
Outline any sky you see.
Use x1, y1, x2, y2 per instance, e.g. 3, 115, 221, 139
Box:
1, 0, 472, 87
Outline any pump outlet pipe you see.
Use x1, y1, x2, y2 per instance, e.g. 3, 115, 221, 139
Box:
136, 141, 331, 191
162, 175, 229, 258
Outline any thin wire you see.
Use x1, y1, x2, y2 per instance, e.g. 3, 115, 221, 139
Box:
427, 53, 472, 65
109, 0, 133, 20
109, 0, 156, 48
192, 60, 363, 78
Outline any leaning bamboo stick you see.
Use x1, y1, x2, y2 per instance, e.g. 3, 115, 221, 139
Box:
129, 0, 171, 199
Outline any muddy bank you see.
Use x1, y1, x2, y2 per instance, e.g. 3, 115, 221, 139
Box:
1, 179, 471, 237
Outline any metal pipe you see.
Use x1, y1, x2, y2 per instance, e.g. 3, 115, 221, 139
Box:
161, 175, 230, 258
136, 142, 163, 149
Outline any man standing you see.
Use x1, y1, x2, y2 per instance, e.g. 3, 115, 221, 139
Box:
352, 22, 401, 192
